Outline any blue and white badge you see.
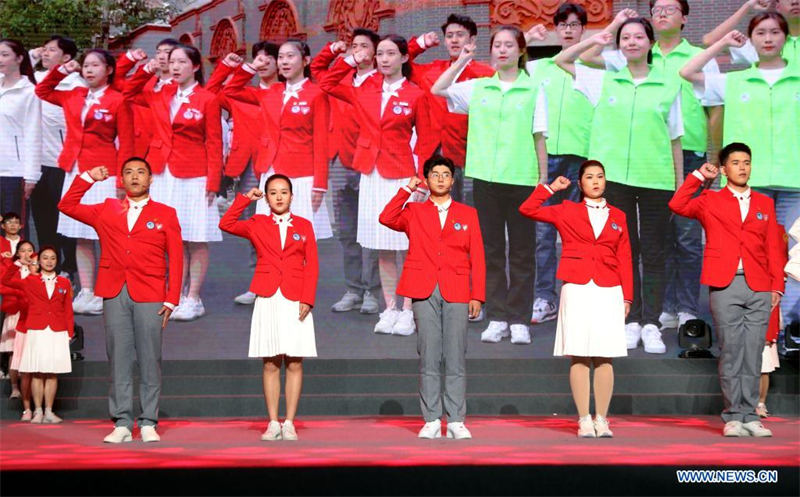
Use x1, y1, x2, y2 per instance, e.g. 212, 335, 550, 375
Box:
58, 288, 66, 294
291, 105, 300, 114
392, 105, 402, 115
454, 222, 462, 231
292, 233, 301, 241
146, 221, 155, 230
611, 222, 619, 231
183, 109, 193, 119
93, 110, 104, 120
756, 212, 763, 220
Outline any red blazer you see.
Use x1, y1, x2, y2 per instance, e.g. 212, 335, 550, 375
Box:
58, 175, 184, 306
35, 67, 134, 175
114, 53, 158, 157
0, 257, 28, 325
408, 37, 495, 167
319, 58, 431, 179
519, 185, 634, 301
669, 174, 785, 293
767, 224, 789, 342
379, 188, 485, 303
124, 67, 223, 193
310, 44, 382, 169
2, 268, 73, 337
206, 62, 265, 178
223, 68, 330, 190
219, 194, 319, 306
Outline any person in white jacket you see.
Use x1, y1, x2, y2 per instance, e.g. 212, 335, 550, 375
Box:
0, 39, 42, 239
28, 35, 83, 277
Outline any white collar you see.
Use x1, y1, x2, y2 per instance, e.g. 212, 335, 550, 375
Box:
40, 272, 57, 282
354, 69, 377, 87
284, 78, 307, 93
430, 196, 452, 212
86, 84, 108, 101
584, 197, 608, 209
259, 81, 273, 89
271, 211, 292, 224
176, 82, 198, 99
727, 185, 751, 200
127, 196, 150, 209
382, 77, 406, 94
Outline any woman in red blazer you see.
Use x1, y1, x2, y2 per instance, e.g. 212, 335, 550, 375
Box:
319, 34, 432, 336
124, 44, 224, 321
0, 240, 33, 419
519, 160, 633, 439
3, 246, 74, 424
35, 49, 133, 317
222, 40, 333, 241
219, 174, 318, 442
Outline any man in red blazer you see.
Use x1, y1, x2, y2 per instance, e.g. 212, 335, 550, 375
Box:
58, 157, 183, 444
669, 142, 784, 438
379, 155, 485, 440
407, 14, 495, 203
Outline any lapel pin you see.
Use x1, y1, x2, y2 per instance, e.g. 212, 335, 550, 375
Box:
146, 221, 155, 229
756, 212, 763, 220
292, 233, 301, 241
611, 222, 619, 231
454, 222, 462, 231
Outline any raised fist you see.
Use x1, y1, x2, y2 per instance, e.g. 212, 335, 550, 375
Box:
614, 8, 638, 25
423, 31, 440, 48
251, 53, 271, 71
524, 24, 548, 44
549, 176, 571, 192
223, 52, 243, 67
88, 166, 110, 182
331, 41, 348, 54
245, 188, 264, 201
145, 58, 160, 73
130, 48, 148, 61
63, 60, 81, 73
698, 162, 719, 180
407, 176, 423, 191
723, 30, 748, 48
591, 31, 614, 47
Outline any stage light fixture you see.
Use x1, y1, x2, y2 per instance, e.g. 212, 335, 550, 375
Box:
678, 319, 714, 358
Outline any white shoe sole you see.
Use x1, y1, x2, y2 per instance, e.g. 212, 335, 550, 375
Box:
643, 344, 666, 354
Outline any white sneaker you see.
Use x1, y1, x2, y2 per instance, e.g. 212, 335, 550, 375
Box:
261, 420, 282, 441
42, 411, 63, 424
392, 309, 416, 336
72, 288, 93, 314
331, 290, 362, 312
659, 311, 678, 330
530, 298, 557, 324
481, 321, 509, 343
140, 425, 160, 442
723, 420, 747, 437
625, 322, 642, 349
417, 419, 442, 439
510, 324, 531, 344
103, 426, 133, 443
374, 309, 400, 334
83, 294, 104, 315
172, 297, 204, 321
742, 420, 772, 437
641, 324, 666, 354
446, 422, 472, 439
677, 312, 697, 327
190, 297, 205, 318
234, 291, 256, 305
468, 307, 485, 323
281, 420, 298, 441
169, 295, 188, 321
360, 291, 379, 314
577, 415, 596, 438
593, 416, 613, 438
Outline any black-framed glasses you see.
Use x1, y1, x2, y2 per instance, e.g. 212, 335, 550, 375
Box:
651, 5, 682, 16
556, 22, 583, 30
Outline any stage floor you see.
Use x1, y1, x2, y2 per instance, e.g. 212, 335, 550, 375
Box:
2, 415, 798, 471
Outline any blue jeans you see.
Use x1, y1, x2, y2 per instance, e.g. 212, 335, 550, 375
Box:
753, 188, 800, 325
662, 151, 705, 316
534, 155, 584, 304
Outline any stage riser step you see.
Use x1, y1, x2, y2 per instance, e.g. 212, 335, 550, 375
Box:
2, 373, 796, 397
1, 393, 797, 419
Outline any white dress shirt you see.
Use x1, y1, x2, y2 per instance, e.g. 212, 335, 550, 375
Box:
430, 197, 452, 229
5, 236, 21, 255
283, 78, 308, 106
729, 185, 751, 271
40, 272, 57, 298
127, 196, 150, 231
585, 198, 610, 239
170, 82, 198, 122
272, 211, 292, 249
80, 84, 108, 125
380, 78, 406, 118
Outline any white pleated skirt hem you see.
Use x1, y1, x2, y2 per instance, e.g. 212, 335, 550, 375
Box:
10, 329, 26, 371
0, 312, 18, 352
357, 169, 411, 251
554, 281, 627, 358
255, 172, 333, 239
249, 289, 317, 358
18, 327, 72, 374
761, 343, 780, 373
150, 167, 222, 242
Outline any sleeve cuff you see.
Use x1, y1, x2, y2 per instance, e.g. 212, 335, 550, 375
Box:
416, 34, 427, 49
343, 55, 357, 67
402, 186, 414, 194
79, 171, 95, 183
58, 66, 70, 75
126, 51, 136, 62
691, 170, 705, 181
163, 302, 176, 311
543, 184, 555, 194
143, 64, 153, 74
312, 187, 327, 193
243, 63, 257, 74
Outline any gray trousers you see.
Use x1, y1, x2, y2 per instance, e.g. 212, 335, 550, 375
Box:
709, 275, 771, 424
104, 284, 164, 429
413, 285, 469, 422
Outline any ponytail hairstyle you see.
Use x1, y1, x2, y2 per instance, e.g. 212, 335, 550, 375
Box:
281, 38, 312, 79
0, 39, 36, 84
170, 44, 205, 85
81, 48, 117, 85
489, 25, 528, 72
578, 160, 606, 198
616, 17, 655, 64
378, 34, 412, 79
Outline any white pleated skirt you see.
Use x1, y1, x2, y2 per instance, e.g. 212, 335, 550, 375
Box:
249, 289, 317, 358
554, 280, 627, 358
255, 172, 333, 239
761, 342, 780, 373
150, 166, 222, 242
10, 329, 26, 371
357, 169, 412, 251
57, 167, 113, 240
0, 312, 18, 352
18, 327, 72, 374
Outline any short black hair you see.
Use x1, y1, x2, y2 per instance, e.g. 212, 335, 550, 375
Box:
38, 244, 60, 264
122, 156, 152, 174
554, 3, 588, 26
423, 154, 456, 177
252, 40, 279, 60
46, 35, 78, 61
265, 173, 293, 194
2, 212, 21, 223
441, 14, 478, 37
157, 38, 180, 50
352, 28, 380, 50
719, 142, 752, 165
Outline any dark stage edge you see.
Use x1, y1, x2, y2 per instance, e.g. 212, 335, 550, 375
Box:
1, 416, 798, 497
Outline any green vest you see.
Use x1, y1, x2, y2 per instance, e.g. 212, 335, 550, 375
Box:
530, 57, 593, 157
588, 66, 680, 191
464, 71, 541, 186
652, 39, 708, 153
783, 36, 798, 65
723, 62, 800, 190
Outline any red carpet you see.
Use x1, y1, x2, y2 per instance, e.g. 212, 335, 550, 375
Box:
2, 415, 798, 471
